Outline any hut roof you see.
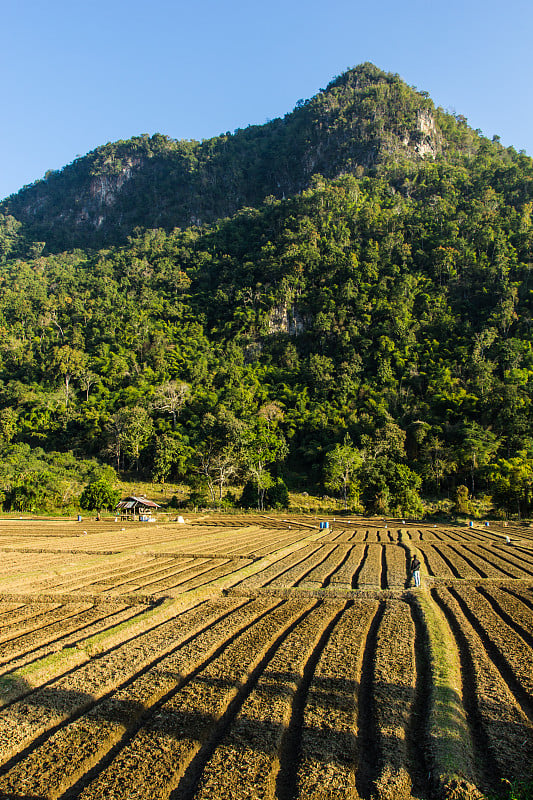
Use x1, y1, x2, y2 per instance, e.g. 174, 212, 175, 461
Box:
116, 495, 162, 510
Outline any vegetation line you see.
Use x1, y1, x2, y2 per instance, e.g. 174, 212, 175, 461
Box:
431, 588, 501, 796
412, 590, 480, 797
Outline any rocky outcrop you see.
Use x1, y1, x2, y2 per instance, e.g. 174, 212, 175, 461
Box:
268, 303, 309, 335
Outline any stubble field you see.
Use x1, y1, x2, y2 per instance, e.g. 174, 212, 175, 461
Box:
0, 513, 531, 800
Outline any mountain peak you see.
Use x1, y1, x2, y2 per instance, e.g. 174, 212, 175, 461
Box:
0, 64, 484, 251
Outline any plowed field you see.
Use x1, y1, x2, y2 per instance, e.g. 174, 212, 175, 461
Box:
0, 514, 531, 799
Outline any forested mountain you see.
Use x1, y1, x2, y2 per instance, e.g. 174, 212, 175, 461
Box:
0, 63, 532, 515
4, 64, 447, 251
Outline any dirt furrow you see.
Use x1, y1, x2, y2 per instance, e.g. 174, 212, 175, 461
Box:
433, 545, 477, 579
71, 598, 312, 800
0, 596, 245, 765
238, 545, 322, 590
297, 545, 352, 588
450, 585, 533, 714
465, 545, 533, 578
370, 599, 417, 800
503, 585, 533, 613
268, 546, 336, 589
447, 544, 505, 578
192, 600, 345, 800
355, 600, 385, 798
356, 544, 382, 588
477, 586, 533, 644
328, 544, 365, 588
384, 544, 407, 588
488, 546, 533, 576
296, 600, 378, 799
168, 559, 250, 593
405, 598, 433, 800
7, 555, 153, 594
433, 587, 533, 792
0, 596, 282, 800
418, 545, 457, 579
86, 558, 197, 591
459, 546, 517, 579
0, 602, 64, 638
0, 601, 134, 667
229, 533, 310, 558
0, 602, 33, 624
124, 559, 225, 592
0, 602, 93, 647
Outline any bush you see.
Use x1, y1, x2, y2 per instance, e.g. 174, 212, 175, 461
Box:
5, 472, 63, 512
359, 457, 423, 517
220, 491, 237, 510
267, 478, 290, 509
454, 485, 471, 515
80, 478, 120, 512
240, 479, 258, 509
240, 477, 289, 510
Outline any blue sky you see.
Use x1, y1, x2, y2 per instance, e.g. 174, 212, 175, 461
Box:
1, 0, 532, 200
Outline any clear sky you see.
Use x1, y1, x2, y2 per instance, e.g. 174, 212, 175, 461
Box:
1, 0, 532, 200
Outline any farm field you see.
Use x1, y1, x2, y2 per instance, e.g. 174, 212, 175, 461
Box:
0, 514, 531, 799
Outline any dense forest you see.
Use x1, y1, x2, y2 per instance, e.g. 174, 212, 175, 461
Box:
0, 63, 532, 516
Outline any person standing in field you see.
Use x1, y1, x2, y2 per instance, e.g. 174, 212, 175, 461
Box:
410, 554, 421, 587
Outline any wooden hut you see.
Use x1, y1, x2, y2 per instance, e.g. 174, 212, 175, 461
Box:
116, 495, 161, 521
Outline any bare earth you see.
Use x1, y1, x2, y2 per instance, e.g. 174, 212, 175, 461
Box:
0, 514, 531, 799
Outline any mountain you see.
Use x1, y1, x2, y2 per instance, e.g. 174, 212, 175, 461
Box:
0, 63, 532, 516
2, 63, 457, 251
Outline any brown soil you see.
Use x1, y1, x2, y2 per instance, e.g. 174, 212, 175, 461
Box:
0, 517, 531, 798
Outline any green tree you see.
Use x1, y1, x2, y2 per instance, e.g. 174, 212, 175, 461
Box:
488, 453, 533, 518
324, 435, 362, 509
454, 485, 471, 516
80, 478, 120, 512
151, 433, 192, 484
359, 458, 423, 517
239, 417, 288, 511
52, 345, 87, 409
458, 423, 499, 496
104, 406, 154, 473
152, 381, 190, 429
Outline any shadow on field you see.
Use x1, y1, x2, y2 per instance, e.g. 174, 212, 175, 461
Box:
1, 668, 531, 800
0, 795, 48, 799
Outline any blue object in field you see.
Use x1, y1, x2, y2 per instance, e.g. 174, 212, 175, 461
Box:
469, 520, 473, 527
77, 515, 82, 522
319, 521, 329, 529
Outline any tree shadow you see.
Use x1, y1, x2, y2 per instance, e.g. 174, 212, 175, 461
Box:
0, 667, 531, 800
